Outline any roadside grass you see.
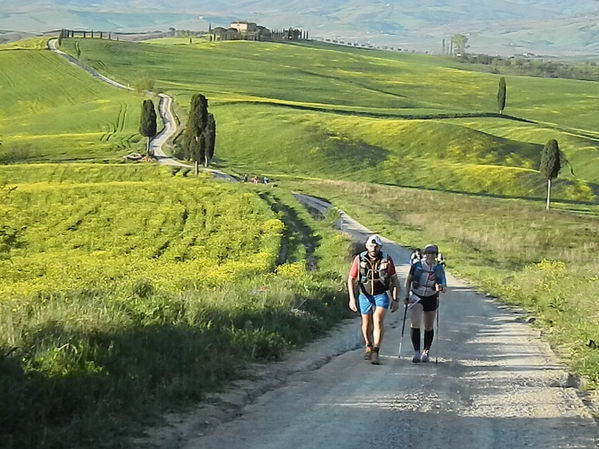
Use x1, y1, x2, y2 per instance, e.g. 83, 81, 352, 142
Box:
0, 164, 352, 449
54, 38, 599, 196
0, 46, 148, 162
282, 177, 599, 387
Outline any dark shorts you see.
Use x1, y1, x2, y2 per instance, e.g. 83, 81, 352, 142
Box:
413, 293, 439, 312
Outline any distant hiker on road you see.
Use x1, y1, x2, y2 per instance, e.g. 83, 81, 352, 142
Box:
436, 252, 446, 267
404, 244, 447, 363
348, 234, 400, 365
410, 248, 422, 265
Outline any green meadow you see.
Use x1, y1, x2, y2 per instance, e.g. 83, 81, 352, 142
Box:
0, 40, 148, 162
2, 35, 599, 448
56, 37, 599, 200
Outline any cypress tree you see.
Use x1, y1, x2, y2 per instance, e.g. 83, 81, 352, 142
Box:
497, 77, 506, 114
539, 139, 561, 210
205, 113, 216, 166
185, 94, 208, 164
139, 99, 157, 156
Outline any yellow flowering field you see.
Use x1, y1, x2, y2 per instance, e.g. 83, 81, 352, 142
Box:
0, 164, 283, 301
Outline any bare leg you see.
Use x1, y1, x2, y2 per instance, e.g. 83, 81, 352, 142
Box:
361, 313, 373, 346
423, 310, 436, 331
410, 303, 423, 328
372, 307, 387, 348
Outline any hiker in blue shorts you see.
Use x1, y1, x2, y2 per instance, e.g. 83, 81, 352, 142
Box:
348, 234, 400, 365
404, 244, 447, 363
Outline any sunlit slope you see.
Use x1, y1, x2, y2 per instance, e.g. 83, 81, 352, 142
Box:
215, 103, 593, 200
42, 39, 599, 199
447, 118, 599, 184
62, 38, 599, 127
65, 38, 534, 114
0, 45, 146, 162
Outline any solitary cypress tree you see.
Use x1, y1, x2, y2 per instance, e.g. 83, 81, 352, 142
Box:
139, 99, 157, 156
497, 77, 506, 114
539, 139, 561, 210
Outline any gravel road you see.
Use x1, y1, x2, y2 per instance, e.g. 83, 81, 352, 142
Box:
139, 194, 598, 449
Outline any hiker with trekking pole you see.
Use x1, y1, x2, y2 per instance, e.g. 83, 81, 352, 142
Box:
402, 244, 447, 363
348, 234, 401, 365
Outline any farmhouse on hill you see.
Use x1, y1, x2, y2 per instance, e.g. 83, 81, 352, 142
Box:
209, 21, 308, 42
230, 21, 258, 32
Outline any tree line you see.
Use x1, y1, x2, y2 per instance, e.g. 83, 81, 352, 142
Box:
57, 29, 120, 46
459, 53, 599, 82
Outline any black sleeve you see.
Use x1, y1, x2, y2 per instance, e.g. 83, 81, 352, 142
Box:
408, 263, 416, 278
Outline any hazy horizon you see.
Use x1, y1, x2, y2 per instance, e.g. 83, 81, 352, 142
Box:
2, 1, 599, 57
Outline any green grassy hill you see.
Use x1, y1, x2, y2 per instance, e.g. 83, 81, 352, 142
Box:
0, 40, 148, 162
55, 37, 599, 201
3, 35, 599, 449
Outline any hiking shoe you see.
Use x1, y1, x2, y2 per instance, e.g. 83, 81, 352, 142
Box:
420, 351, 430, 363
370, 351, 381, 365
363, 345, 373, 361
412, 352, 421, 363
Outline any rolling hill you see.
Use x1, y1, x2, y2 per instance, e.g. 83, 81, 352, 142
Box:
3, 32, 599, 449
53, 36, 599, 201
0, 38, 146, 161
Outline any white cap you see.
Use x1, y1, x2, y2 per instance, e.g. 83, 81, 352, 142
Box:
365, 234, 383, 247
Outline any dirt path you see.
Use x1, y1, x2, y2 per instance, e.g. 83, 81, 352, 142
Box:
136, 194, 598, 449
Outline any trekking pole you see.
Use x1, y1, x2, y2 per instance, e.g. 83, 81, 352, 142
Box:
435, 303, 440, 364
398, 302, 408, 358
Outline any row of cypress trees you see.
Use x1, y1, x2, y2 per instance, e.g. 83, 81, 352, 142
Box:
138, 94, 216, 166
182, 93, 216, 167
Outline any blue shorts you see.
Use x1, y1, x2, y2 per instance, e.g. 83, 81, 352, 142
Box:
358, 292, 390, 315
